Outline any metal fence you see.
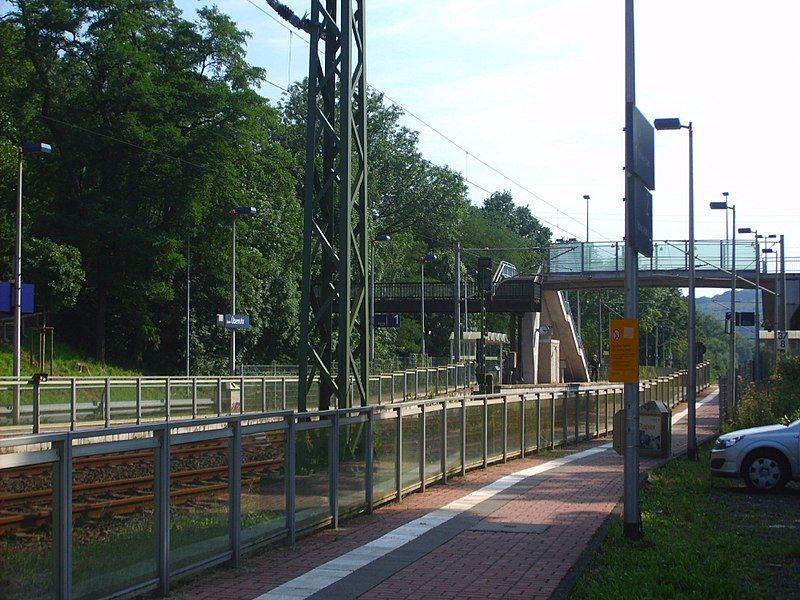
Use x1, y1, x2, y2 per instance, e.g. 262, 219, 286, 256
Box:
0, 364, 477, 433
0, 363, 711, 600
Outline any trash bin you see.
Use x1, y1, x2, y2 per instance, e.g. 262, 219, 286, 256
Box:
612, 400, 672, 458
221, 382, 241, 414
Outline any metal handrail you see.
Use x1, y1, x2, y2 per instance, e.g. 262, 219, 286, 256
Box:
0, 362, 712, 599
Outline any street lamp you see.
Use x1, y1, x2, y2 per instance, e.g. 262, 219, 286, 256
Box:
13, 142, 52, 423
370, 232, 391, 362
230, 206, 257, 375
654, 117, 698, 460
710, 198, 736, 410
738, 227, 762, 380
420, 253, 437, 360
577, 194, 590, 344
760, 235, 778, 367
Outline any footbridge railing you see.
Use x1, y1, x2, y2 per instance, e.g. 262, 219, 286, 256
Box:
548, 240, 757, 273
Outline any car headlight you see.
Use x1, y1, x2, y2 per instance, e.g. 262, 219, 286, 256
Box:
714, 435, 745, 449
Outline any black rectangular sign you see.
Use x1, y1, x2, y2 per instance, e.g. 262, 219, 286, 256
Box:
629, 183, 653, 258
632, 106, 655, 191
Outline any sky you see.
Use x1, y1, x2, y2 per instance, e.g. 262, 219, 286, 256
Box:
176, 0, 800, 294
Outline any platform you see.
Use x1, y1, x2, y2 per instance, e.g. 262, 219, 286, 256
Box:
172, 390, 719, 600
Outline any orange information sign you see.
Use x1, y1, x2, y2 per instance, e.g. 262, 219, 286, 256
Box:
609, 318, 639, 383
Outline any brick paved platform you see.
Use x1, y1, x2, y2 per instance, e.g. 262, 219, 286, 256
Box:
171, 389, 719, 600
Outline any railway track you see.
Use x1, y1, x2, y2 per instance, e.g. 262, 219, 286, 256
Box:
0, 434, 285, 534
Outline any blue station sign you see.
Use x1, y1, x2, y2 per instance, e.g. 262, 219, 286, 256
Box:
217, 314, 250, 330
0, 282, 35, 313
374, 313, 401, 328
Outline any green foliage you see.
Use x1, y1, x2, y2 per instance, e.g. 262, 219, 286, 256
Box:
572, 444, 799, 599
735, 356, 800, 429
0, 0, 556, 372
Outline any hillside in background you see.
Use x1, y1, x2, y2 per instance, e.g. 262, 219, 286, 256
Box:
696, 290, 757, 340
0, 337, 139, 377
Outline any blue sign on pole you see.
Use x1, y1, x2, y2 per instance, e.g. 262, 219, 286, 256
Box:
374, 313, 401, 328
0, 282, 35, 313
223, 314, 250, 330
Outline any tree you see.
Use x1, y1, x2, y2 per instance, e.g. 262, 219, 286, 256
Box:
5, 0, 301, 370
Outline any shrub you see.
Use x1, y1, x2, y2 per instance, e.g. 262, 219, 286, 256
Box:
735, 356, 800, 429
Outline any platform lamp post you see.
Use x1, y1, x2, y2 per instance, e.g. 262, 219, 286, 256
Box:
420, 253, 437, 361
738, 227, 763, 380
575, 194, 590, 347
370, 233, 391, 363
654, 117, 698, 460
761, 244, 778, 367
229, 206, 257, 375
13, 142, 52, 424
711, 199, 736, 409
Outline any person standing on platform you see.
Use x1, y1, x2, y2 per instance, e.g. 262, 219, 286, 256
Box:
589, 353, 601, 382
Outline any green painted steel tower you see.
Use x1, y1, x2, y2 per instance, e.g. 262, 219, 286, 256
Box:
297, 0, 369, 411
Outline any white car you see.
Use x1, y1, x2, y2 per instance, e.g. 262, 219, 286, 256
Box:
710, 419, 800, 492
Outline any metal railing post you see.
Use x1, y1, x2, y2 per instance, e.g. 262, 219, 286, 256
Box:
330, 411, 340, 528
584, 391, 591, 440
419, 403, 426, 492
70, 378, 77, 431
282, 377, 287, 410
154, 426, 170, 595
285, 414, 296, 546
104, 377, 111, 427
482, 397, 488, 468
192, 377, 198, 419
239, 375, 245, 414
460, 396, 467, 476
366, 407, 374, 513
53, 436, 72, 599
261, 378, 267, 412
595, 390, 600, 437
396, 408, 403, 501
229, 420, 242, 567
404, 371, 408, 400
520, 394, 526, 458
502, 395, 508, 463
216, 377, 222, 416
562, 393, 568, 446
536, 393, 542, 451
33, 377, 41, 434
551, 393, 556, 448
135, 377, 142, 425
441, 401, 447, 482
164, 377, 171, 422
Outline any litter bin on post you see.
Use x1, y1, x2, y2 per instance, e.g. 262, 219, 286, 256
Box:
613, 400, 672, 458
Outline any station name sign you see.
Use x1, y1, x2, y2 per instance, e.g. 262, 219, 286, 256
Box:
217, 314, 250, 330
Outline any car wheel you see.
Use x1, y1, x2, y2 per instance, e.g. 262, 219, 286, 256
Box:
742, 450, 790, 492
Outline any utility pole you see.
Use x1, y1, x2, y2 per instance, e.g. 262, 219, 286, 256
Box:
755, 235, 761, 379
454, 243, 461, 361
623, 0, 642, 540
186, 236, 191, 376
781, 234, 787, 334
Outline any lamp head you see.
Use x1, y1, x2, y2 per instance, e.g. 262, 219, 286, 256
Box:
737, 227, 752, 234
654, 118, 682, 131
422, 253, 438, 263
374, 232, 391, 242
709, 202, 728, 210
234, 206, 257, 216
20, 142, 52, 155
583, 194, 590, 200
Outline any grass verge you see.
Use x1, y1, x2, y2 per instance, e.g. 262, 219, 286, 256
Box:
570, 442, 800, 599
